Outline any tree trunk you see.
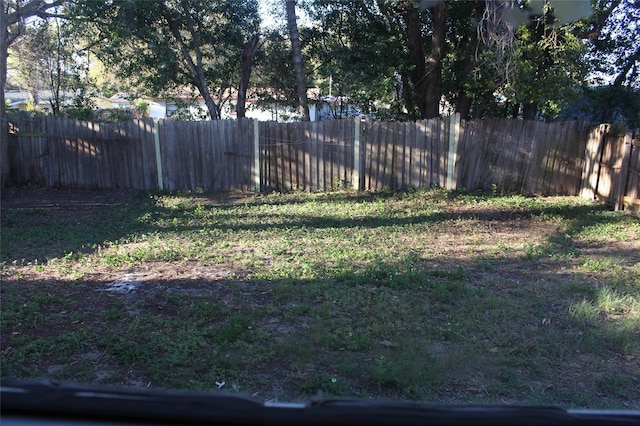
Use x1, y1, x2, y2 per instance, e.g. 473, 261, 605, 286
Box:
423, 0, 447, 119
198, 81, 220, 120
237, 33, 260, 119
1, 0, 10, 186
522, 102, 537, 120
510, 103, 520, 119
286, 0, 310, 121
404, 0, 447, 119
613, 45, 640, 87
51, 17, 62, 115
456, 93, 472, 121
454, 1, 481, 121
403, 5, 427, 119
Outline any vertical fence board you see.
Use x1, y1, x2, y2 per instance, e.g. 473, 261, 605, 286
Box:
624, 137, 639, 206
384, 123, 394, 189
614, 132, 633, 210
366, 122, 378, 190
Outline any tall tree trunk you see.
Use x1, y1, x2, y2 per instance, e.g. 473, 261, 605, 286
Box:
423, 0, 447, 119
456, 92, 472, 120
403, 5, 427, 119
286, 0, 310, 121
404, 0, 447, 119
455, 46, 476, 119
51, 17, 62, 115
454, 0, 481, 121
510, 103, 520, 119
237, 33, 260, 119
522, 102, 537, 120
1, 0, 10, 186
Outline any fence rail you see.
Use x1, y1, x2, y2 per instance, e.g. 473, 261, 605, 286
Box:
7, 115, 639, 210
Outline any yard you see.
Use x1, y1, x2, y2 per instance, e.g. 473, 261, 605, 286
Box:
1, 187, 639, 408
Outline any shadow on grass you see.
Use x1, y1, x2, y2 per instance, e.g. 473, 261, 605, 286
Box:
1, 259, 638, 407
1, 188, 636, 266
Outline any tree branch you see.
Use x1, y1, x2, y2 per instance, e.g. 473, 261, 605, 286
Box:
573, 0, 622, 40
5, 0, 66, 26
613, 45, 640, 86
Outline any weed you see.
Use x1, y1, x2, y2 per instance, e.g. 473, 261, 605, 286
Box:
569, 300, 600, 325
596, 373, 633, 399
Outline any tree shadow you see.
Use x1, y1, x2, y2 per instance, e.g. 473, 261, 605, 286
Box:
1, 188, 635, 265
1, 250, 638, 406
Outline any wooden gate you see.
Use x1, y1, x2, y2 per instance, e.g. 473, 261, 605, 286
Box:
581, 125, 639, 211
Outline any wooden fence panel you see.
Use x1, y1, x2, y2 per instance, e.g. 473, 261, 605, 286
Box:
529, 121, 589, 196
158, 119, 177, 190
457, 119, 478, 190
259, 120, 353, 192
579, 124, 608, 200
456, 119, 590, 195
8, 117, 49, 185
156, 119, 253, 191
458, 118, 495, 191
436, 118, 448, 188
8, 117, 157, 189
595, 131, 626, 203
623, 137, 639, 209
485, 118, 523, 193
364, 121, 390, 190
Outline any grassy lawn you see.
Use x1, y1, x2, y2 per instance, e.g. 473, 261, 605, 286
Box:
1, 188, 639, 408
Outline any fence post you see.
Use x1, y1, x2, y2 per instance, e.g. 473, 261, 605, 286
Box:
153, 119, 164, 191
353, 117, 361, 191
614, 131, 633, 211
446, 113, 460, 190
253, 119, 260, 192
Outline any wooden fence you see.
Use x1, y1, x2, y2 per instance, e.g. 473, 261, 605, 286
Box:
6, 115, 639, 209
580, 125, 639, 211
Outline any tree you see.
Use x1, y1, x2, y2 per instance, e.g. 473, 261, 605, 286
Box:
305, 0, 407, 119
8, 18, 81, 115
237, 33, 260, 118
71, 0, 260, 120
285, 0, 310, 121
1, 0, 65, 185
561, 85, 640, 129
250, 29, 300, 120
395, 0, 447, 119
507, 5, 589, 120
579, 0, 639, 88
7, 23, 50, 107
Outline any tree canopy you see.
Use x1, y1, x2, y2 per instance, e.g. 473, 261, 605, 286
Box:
3, 0, 638, 124
69, 0, 261, 119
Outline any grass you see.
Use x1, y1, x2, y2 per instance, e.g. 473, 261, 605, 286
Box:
1, 188, 639, 408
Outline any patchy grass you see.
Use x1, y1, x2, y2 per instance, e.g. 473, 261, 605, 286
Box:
1, 188, 639, 408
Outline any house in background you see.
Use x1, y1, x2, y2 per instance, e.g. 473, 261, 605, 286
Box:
5, 90, 130, 115
4, 90, 73, 114
5, 88, 330, 122
141, 89, 319, 122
